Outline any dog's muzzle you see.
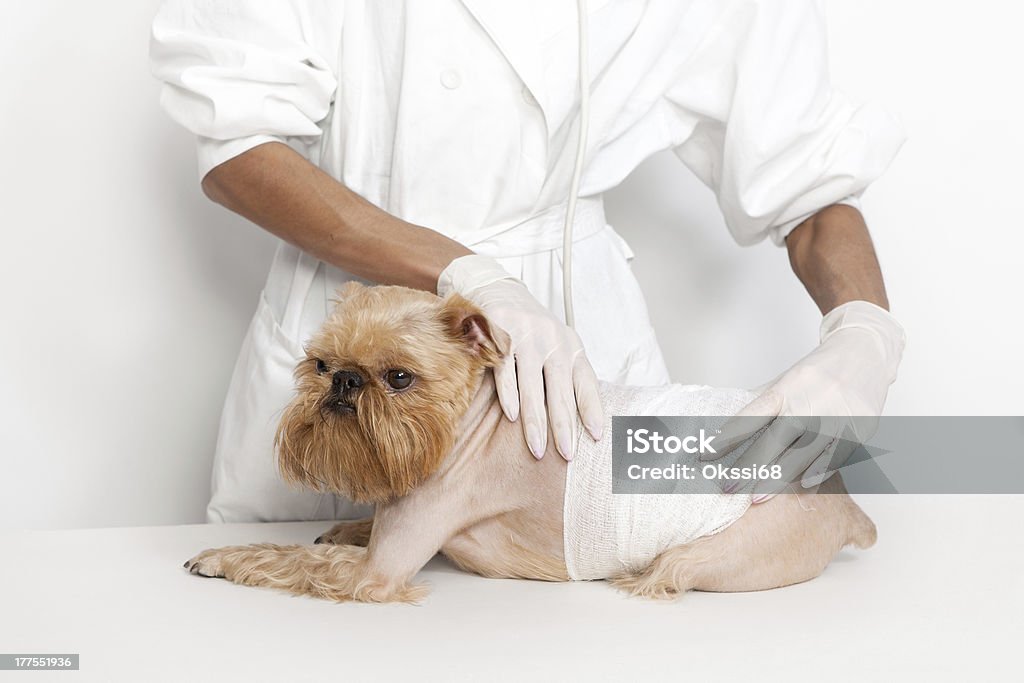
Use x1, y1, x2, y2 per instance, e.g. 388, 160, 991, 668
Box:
328, 370, 363, 415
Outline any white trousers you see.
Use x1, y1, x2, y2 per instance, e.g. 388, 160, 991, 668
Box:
206, 203, 671, 522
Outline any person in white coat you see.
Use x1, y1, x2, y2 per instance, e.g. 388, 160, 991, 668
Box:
150, 0, 907, 523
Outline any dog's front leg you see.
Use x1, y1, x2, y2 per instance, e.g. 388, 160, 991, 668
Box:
184, 541, 429, 603
314, 516, 374, 546
185, 490, 474, 603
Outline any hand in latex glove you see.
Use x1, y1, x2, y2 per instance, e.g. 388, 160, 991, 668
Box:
437, 255, 604, 460
702, 301, 906, 502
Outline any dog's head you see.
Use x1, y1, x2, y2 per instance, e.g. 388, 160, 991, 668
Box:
275, 282, 510, 504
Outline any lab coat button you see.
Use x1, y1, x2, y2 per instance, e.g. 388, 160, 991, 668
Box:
522, 86, 538, 106
440, 69, 462, 89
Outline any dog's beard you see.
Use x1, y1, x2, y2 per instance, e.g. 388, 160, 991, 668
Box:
276, 381, 464, 505
273, 285, 510, 505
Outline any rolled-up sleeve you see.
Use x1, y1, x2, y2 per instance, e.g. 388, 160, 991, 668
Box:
667, 0, 906, 246
149, 0, 340, 180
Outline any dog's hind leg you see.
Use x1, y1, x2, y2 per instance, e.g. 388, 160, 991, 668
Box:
314, 517, 374, 546
609, 538, 720, 600
612, 476, 876, 599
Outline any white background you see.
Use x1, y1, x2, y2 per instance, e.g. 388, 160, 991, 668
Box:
1, 1, 1022, 530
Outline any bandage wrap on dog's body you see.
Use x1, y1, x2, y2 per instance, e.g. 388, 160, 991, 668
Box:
563, 383, 757, 581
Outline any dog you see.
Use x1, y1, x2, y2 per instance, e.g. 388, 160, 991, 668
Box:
185, 282, 876, 602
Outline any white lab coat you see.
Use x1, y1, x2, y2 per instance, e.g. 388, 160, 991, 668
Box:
150, 0, 904, 523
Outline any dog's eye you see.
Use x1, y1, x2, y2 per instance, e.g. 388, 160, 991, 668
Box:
385, 369, 414, 390
315, 359, 328, 375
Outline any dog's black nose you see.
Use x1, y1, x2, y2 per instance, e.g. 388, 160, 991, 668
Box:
332, 370, 364, 391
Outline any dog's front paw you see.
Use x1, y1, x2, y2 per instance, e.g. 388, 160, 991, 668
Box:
314, 519, 373, 547
184, 548, 228, 578
314, 525, 359, 546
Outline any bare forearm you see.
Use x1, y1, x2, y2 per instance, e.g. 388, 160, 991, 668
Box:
200, 142, 472, 292
785, 204, 890, 314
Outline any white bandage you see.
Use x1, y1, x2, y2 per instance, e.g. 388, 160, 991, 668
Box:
563, 383, 756, 581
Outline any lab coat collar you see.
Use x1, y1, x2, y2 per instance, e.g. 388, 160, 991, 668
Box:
459, 0, 611, 141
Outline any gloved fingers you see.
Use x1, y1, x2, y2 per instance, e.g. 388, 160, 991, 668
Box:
726, 415, 805, 483
794, 415, 842, 488
801, 426, 862, 487
800, 439, 839, 489
492, 354, 520, 423
515, 357, 548, 460
543, 361, 578, 461
752, 430, 833, 502
749, 449, 809, 504
702, 390, 784, 461
572, 354, 604, 440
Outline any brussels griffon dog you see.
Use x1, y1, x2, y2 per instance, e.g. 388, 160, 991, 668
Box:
184, 282, 876, 602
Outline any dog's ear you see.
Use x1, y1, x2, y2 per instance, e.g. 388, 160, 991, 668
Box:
336, 280, 366, 300
439, 294, 511, 366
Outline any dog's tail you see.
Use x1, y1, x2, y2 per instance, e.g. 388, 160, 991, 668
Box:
823, 474, 877, 549
846, 505, 878, 550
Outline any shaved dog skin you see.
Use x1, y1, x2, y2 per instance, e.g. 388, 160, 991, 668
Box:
186, 284, 876, 602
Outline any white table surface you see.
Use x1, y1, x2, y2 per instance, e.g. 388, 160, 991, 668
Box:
1, 495, 1021, 682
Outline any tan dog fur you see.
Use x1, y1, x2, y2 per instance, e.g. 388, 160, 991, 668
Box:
186, 283, 876, 602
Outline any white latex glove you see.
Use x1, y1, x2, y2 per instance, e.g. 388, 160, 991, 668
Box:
703, 301, 906, 502
437, 255, 604, 460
